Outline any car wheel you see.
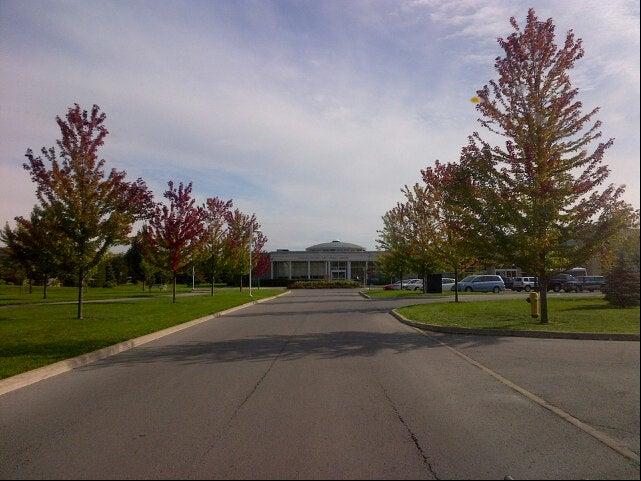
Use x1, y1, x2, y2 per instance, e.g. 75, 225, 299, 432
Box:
493, 286, 500, 294
524, 285, 531, 292
465, 287, 472, 292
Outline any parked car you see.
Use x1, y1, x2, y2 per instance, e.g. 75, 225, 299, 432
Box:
501, 276, 516, 290
512, 276, 537, 292
577, 276, 606, 292
383, 279, 417, 290
402, 279, 423, 290
442, 277, 456, 291
548, 273, 580, 292
452, 275, 505, 293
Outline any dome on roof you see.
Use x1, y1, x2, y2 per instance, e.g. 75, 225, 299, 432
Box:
306, 240, 366, 252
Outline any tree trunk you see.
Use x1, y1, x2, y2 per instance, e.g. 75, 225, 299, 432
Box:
539, 275, 549, 324
142, 279, 145, 291
77, 269, 84, 320
211, 258, 215, 296
43, 275, 48, 300
28, 278, 33, 294
172, 274, 177, 303
239, 275, 243, 293
454, 267, 459, 303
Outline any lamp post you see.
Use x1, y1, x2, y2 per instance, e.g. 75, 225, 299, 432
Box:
249, 224, 261, 297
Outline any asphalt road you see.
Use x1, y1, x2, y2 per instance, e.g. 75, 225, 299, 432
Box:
0, 289, 639, 479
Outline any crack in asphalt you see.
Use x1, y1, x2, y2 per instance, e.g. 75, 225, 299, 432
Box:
189, 315, 307, 478
376, 380, 440, 480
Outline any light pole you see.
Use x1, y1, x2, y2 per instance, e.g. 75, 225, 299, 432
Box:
249, 224, 261, 297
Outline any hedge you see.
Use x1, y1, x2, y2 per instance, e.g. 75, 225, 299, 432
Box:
287, 280, 361, 289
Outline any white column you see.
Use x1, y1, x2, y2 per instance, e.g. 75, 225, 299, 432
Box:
307, 261, 311, 279
347, 261, 351, 280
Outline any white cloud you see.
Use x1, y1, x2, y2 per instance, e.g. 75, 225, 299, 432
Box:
1, 0, 638, 251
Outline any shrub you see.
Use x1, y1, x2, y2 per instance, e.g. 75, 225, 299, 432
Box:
604, 256, 640, 307
287, 280, 361, 289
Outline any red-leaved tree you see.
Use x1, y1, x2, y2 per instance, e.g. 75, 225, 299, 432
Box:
23, 104, 153, 318
458, 10, 635, 322
147, 181, 207, 303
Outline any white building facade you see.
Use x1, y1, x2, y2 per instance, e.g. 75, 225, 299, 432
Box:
268, 240, 382, 282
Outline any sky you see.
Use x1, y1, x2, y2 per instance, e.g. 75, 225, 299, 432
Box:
1, 0, 639, 251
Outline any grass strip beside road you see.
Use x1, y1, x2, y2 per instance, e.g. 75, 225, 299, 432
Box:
0, 284, 201, 306
0, 289, 282, 380
397, 298, 640, 334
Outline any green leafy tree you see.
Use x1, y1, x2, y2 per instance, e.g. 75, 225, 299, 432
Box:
223, 209, 267, 291
1, 206, 65, 299
200, 197, 233, 295
376, 204, 414, 288
23, 104, 153, 318
458, 10, 634, 322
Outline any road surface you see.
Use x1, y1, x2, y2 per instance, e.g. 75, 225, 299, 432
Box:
0, 289, 639, 479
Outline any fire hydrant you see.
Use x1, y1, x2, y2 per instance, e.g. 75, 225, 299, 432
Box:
525, 291, 540, 318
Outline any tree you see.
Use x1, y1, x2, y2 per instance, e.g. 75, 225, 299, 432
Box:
603, 214, 640, 307
200, 197, 233, 295
23, 104, 153, 318
457, 10, 634, 322
253, 252, 271, 289
223, 209, 267, 291
147, 181, 207, 303
376, 204, 414, 288
411, 161, 476, 300
1, 207, 64, 299
124, 234, 145, 287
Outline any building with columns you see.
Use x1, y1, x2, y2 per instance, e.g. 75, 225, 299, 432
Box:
268, 240, 382, 282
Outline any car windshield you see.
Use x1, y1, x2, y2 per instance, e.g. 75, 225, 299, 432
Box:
460, 276, 476, 283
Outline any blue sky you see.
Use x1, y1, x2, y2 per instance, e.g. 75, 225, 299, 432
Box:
1, 0, 639, 250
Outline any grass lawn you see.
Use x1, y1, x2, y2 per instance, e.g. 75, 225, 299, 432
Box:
398, 297, 640, 334
0, 288, 282, 380
0, 284, 201, 306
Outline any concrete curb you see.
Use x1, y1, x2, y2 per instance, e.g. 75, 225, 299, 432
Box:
390, 308, 640, 342
358, 290, 371, 299
0, 290, 292, 397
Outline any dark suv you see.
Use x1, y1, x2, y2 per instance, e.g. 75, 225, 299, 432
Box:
548, 274, 580, 292
577, 276, 606, 292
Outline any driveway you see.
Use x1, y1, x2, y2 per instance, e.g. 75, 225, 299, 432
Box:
0, 289, 638, 479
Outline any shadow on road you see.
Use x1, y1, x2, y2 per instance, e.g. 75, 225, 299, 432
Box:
85, 330, 502, 369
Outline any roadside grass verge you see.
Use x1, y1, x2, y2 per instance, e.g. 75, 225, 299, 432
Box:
0, 284, 198, 306
397, 298, 640, 334
0, 288, 282, 379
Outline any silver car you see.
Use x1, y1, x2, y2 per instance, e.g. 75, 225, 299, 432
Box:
453, 275, 506, 293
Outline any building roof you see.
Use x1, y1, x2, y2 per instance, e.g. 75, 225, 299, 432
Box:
306, 240, 366, 252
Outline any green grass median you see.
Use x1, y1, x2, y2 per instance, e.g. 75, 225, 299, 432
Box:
0, 288, 282, 380
0, 284, 198, 306
397, 297, 640, 334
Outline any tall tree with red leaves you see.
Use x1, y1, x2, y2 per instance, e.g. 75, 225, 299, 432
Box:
458, 10, 635, 322
147, 181, 207, 303
23, 104, 153, 318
